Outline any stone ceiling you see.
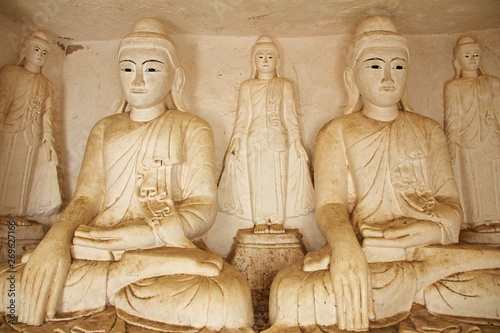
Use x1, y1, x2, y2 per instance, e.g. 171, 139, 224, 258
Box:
1, 0, 499, 41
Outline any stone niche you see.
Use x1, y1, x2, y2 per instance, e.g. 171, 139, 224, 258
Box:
0, 0, 499, 332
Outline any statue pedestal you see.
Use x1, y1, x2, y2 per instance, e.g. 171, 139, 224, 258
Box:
0, 219, 44, 262
461, 228, 500, 246
227, 228, 306, 289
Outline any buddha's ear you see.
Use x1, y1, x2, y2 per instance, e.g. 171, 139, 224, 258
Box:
343, 67, 359, 114
453, 58, 462, 78
173, 67, 185, 94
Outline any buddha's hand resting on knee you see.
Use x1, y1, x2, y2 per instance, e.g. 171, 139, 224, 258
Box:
330, 243, 375, 331
19, 234, 71, 325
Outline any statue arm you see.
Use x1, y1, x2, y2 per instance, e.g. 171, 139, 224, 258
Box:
0, 66, 15, 125
228, 82, 251, 155
315, 121, 374, 331
444, 81, 461, 161
282, 80, 308, 159
172, 119, 218, 240
19, 121, 106, 325
428, 121, 463, 244
42, 82, 57, 163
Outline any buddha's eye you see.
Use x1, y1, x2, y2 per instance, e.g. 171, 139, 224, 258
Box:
368, 65, 382, 69
121, 68, 133, 72
393, 65, 405, 70
146, 68, 159, 72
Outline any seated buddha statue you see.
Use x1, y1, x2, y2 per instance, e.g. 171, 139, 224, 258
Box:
264, 16, 499, 332
0, 18, 254, 332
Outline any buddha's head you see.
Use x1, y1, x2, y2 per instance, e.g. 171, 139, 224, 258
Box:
453, 36, 483, 78
251, 35, 280, 79
344, 16, 412, 114
118, 18, 187, 112
18, 31, 51, 72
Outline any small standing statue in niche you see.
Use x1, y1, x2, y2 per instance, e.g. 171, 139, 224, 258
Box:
0, 31, 61, 222
0, 18, 253, 332
265, 16, 500, 333
444, 36, 500, 232
218, 35, 314, 234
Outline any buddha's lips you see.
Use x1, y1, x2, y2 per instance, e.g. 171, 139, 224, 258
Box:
131, 88, 147, 93
380, 86, 395, 91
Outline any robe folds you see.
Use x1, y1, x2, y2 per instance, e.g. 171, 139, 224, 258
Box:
0, 65, 60, 216
444, 75, 500, 225
0, 109, 253, 331
268, 110, 500, 330
219, 77, 314, 224
315, 110, 462, 244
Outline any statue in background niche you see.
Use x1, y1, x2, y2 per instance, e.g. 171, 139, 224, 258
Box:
0, 31, 61, 222
444, 36, 500, 231
218, 35, 314, 234
264, 16, 499, 333
0, 18, 254, 332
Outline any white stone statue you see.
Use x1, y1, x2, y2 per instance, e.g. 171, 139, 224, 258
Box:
444, 36, 500, 231
0, 18, 254, 332
265, 16, 500, 332
218, 35, 314, 234
0, 31, 61, 221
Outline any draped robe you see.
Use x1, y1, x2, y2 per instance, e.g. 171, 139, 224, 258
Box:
219, 77, 314, 224
0, 65, 60, 216
0, 110, 253, 331
444, 75, 500, 225
268, 111, 500, 330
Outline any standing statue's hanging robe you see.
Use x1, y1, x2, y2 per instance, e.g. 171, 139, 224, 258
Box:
219, 77, 313, 223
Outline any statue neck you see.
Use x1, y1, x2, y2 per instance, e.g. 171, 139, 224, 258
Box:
130, 104, 166, 122
23, 62, 41, 74
361, 102, 400, 122
461, 69, 479, 78
257, 71, 276, 80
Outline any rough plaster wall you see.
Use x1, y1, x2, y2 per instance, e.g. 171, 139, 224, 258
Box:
60, 40, 122, 194
4, 26, 500, 257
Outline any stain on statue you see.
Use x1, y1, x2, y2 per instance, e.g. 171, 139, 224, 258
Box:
218, 35, 314, 234
0, 31, 61, 225
0, 18, 254, 332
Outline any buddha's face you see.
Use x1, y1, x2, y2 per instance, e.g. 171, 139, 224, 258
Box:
353, 46, 409, 109
119, 47, 174, 110
457, 45, 481, 72
254, 48, 277, 75
24, 42, 49, 68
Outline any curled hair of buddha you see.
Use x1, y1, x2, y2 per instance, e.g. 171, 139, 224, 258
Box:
344, 16, 412, 114
251, 35, 281, 78
118, 18, 187, 112
17, 31, 51, 68
453, 36, 484, 78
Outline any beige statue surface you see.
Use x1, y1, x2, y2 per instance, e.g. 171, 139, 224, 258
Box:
0, 18, 254, 332
218, 35, 314, 234
265, 16, 500, 332
0, 31, 61, 221
444, 36, 500, 231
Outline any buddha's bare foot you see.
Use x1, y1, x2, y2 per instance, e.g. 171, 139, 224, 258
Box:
472, 223, 500, 233
203, 253, 224, 271
303, 246, 331, 271
254, 224, 268, 234
0, 215, 31, 225
262, 324, 302, 333
269, 223, 285, 234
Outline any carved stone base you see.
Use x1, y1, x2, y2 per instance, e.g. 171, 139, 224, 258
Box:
227, 228, 306, 289
0, 217, 44, 262
460, 229, 500, 246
